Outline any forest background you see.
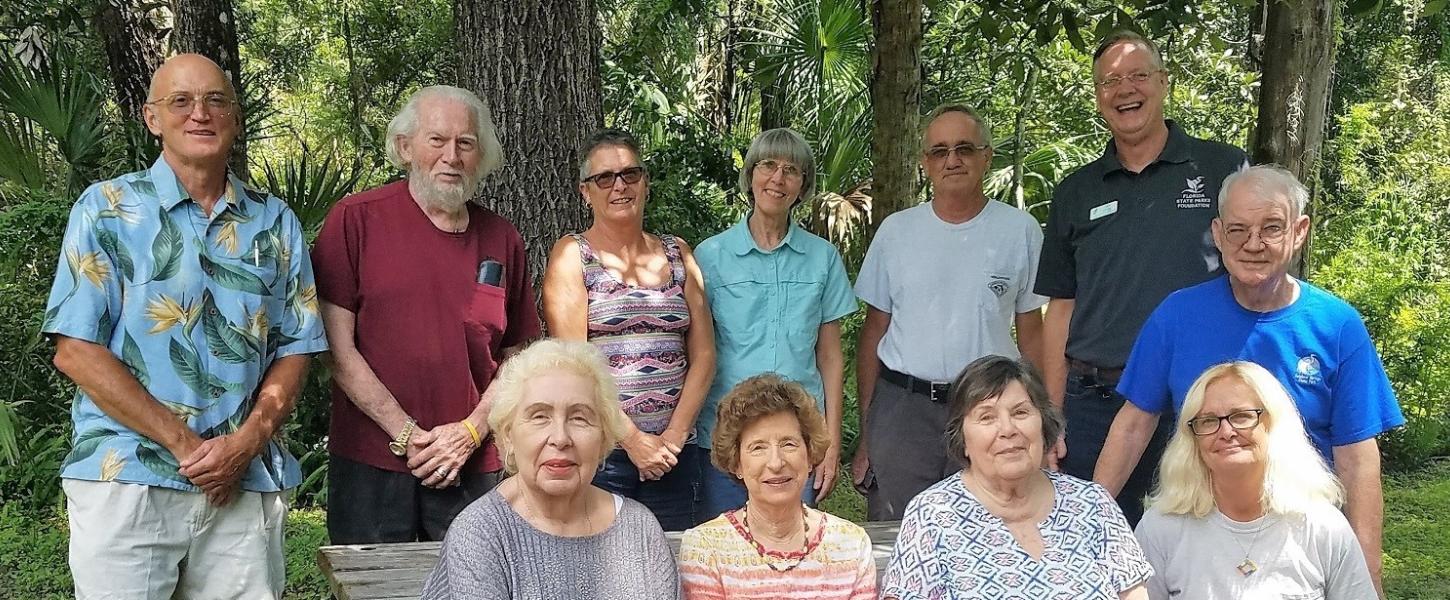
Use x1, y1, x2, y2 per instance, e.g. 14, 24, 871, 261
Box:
0, 0, 1447, 597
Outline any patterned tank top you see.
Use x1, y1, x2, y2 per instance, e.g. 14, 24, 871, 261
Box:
573, 233, 692, 436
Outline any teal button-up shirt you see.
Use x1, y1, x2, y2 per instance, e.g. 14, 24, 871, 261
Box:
42, 157, 328, 492
694, 216, 857, 448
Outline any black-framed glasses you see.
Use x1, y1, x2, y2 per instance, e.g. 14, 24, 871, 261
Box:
924, 143, 990, 161
754, 158, 803, 180
1095, 69, 1164, 90
582, 166, 646, 189
1222, 224, 1288, 247
1187, 408, 1264, 436
147, 92, 237, 116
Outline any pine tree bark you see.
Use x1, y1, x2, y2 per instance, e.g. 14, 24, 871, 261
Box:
454, 0, 601, 285
1251, 0, 1337, 274
96, 0, 163, 123
868, 0, 923, 232
172, 0, 247, 174
96, 0, 165, 167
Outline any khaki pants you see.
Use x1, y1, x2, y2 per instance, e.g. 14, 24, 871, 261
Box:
65, 479, 287, 600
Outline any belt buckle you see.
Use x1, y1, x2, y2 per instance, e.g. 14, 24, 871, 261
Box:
930, 384, 948, 404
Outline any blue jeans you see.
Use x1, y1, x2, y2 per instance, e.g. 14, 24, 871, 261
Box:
592, 444, 703, 531
698, 456, 816, 522
1059, 372, 1171, 526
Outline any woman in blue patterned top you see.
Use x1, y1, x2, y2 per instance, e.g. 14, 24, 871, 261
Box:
881, 355, 1152, 600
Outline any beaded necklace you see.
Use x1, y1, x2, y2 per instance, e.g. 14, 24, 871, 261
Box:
726, 503, 828, 573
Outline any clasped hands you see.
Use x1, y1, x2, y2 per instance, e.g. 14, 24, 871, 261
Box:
175, 428, 265, 507
406, 421, 483, 489
622, 427, 687, 481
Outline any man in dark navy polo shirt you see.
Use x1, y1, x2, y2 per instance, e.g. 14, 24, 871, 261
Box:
1034, 31, 1248, 524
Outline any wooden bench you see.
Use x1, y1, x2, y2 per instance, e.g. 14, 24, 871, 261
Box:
318, 521, 901, 600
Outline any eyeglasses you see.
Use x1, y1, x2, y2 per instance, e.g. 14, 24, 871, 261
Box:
1094, 69, 1163, 90
924, 143, 990, 161
1187, 408, 1264, 436
1222, 224, 1288, 247
582, 166, 646, 189
754, 159, 803, 180
147, 92, 237, 116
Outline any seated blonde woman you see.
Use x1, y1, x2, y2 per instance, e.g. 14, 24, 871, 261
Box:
677, 374, 875, 600
1135, 361, 1375, 599
421, 339, 681, 600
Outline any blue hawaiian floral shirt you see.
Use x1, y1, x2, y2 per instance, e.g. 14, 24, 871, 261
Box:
42, 157, 328, 492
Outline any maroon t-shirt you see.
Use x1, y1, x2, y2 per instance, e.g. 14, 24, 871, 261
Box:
312, 181, 540, 473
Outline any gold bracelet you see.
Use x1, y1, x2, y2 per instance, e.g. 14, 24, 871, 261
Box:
461, 420, 481, 447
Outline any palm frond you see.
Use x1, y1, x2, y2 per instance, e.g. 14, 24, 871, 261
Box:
256, 150, 366, 240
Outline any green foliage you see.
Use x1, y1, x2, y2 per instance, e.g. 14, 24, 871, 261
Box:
256, 150, 367, 240
1383, 461, 1450, 598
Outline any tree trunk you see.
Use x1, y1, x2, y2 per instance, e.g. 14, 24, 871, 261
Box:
96, 0, 165, 168
172, 0, 247, 175
1251, 0, 1337, 275
455, 0, 601, 286
868, 0, 923, 232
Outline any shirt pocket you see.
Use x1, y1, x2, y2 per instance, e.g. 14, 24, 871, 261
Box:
710, 276, 770, 351
464, 283, 508, 340
782, 279, 825, 355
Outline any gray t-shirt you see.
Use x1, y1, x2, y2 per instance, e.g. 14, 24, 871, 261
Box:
421, 489, 682, 600
855, 200, 1048, 382
1135, 504, 1375, 600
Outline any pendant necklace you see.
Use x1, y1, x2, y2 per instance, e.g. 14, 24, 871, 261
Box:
1228, 513, 1274, 577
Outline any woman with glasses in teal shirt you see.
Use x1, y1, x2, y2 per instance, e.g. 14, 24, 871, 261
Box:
693, 128, 858, 519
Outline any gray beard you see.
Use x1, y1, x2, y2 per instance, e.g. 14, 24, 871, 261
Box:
409, 166, 479, 212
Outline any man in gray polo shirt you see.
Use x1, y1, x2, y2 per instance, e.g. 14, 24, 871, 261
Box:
851, 104, 1047, 520
1034, 31, 1248, 525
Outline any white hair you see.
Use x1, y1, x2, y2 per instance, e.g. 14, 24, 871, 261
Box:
921, 103, 993, 149
385, 85, 505, 177
487, 339, 631, 475
1146, 361, 1343, 518
1219, 164, 1310, 219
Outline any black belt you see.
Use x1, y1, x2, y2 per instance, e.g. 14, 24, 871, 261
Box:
1068, 357, 1124, 388
879, 364, 951, 404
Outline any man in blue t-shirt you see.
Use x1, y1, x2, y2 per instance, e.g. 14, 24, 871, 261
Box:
1094, 165, 1404, 594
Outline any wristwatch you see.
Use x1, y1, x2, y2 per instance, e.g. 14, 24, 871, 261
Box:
389, 418, 416, 457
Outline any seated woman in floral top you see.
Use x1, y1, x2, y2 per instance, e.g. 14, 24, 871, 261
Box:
677, 374, 875, 600
881, 355, 1152, 600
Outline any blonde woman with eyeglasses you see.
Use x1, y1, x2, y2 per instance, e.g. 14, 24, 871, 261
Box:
1134, 361, 1375, 599
541, 129, 716, 531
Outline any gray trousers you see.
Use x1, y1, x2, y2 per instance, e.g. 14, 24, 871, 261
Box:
863, 376, 959, 520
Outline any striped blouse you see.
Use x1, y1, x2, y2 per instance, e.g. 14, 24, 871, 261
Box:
678, 509, 877, 600
574, 233, 691, 436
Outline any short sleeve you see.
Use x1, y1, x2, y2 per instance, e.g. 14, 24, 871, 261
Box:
849, 526, 879, 600
1132, 510, 1173, 600
276, 207, 328, 357
500, 223, 541, 348
854, 219, 893, 313
1322, 511, 1378, 599
310, 201, 360, 312
821, 246, 857, 323
1088, 484, 1153, 593
1015, 217, 1050, 313
1327, 315, 1405, 446
1116, 303, 1175, 415
677, 528, 725, 600
42, 190, 121, 345
1034, 185, 1076, 299
643, 517, 684, 600
420, 511, 512, 600
879, 496, 947, 600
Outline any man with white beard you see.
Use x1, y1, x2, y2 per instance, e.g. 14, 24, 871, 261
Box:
312, 86, 541, 543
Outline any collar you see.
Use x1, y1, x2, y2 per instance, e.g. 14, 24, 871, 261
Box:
150, 155, 245, 213
726, 212, 807, 256
1099, 119, 1192, 177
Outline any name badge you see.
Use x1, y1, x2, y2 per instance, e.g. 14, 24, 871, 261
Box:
1090, 200, 1119, 221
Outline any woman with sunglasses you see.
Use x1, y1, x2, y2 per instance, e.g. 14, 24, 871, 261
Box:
541, 128, 716, 531
692, 128, 857, 519
1135, 361, 1375, 599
